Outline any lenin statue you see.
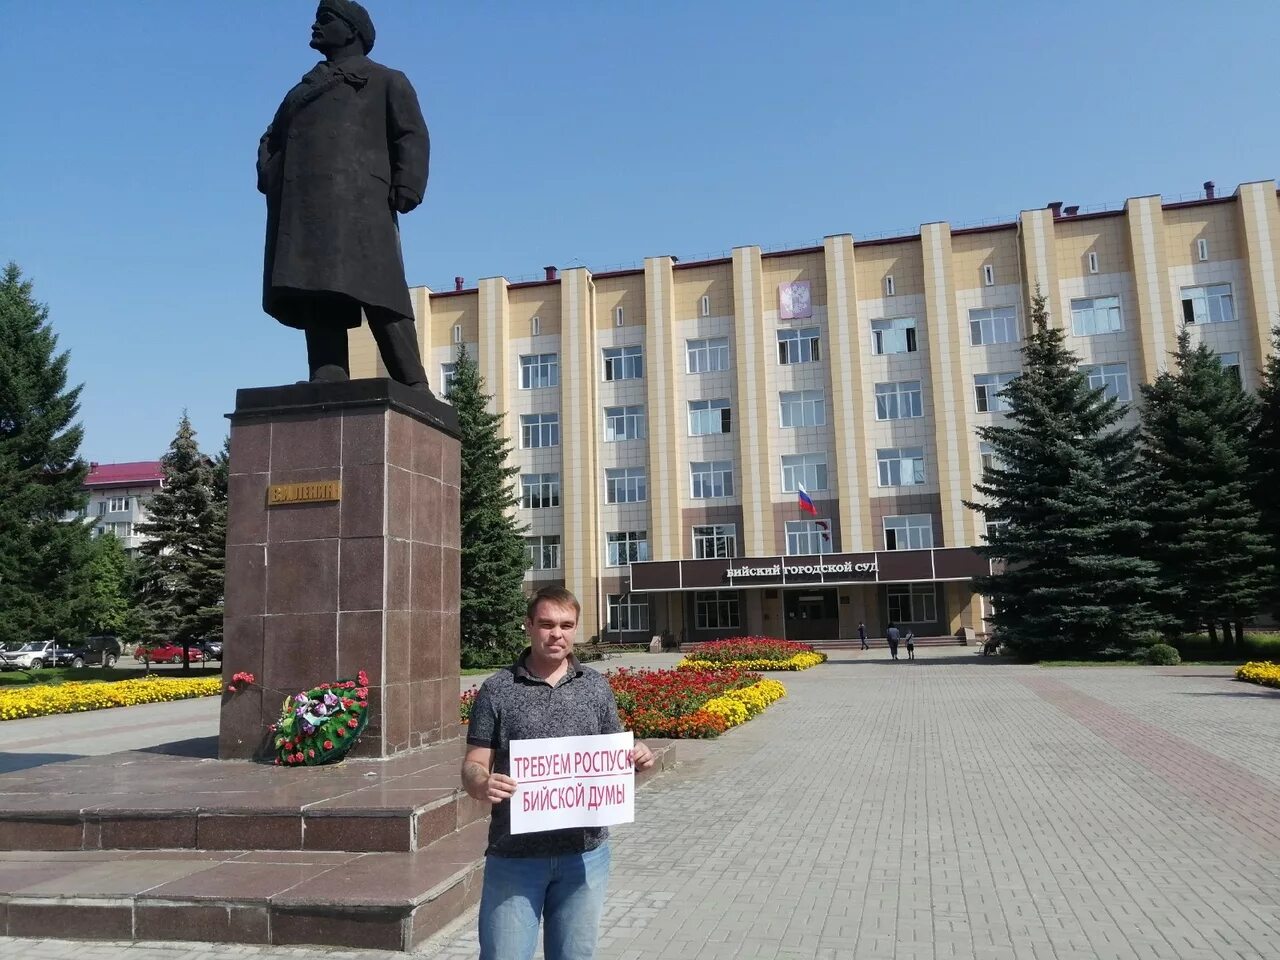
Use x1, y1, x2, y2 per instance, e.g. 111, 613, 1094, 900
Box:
258, 1, 432, 391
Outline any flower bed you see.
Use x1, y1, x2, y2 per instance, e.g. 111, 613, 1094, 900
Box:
460, 666, 786, 739
0, 676, 222, 721
678, 637, 827, 672
1236, 661, 1280, 689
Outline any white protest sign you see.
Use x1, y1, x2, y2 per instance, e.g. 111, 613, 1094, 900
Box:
509, 731, 635, 834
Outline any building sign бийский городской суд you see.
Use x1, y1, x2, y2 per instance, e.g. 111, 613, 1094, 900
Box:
723, 560, 878, 580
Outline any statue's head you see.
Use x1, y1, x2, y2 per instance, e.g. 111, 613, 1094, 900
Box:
311, 0, 375, 55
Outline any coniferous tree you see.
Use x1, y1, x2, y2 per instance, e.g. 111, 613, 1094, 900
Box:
134, 414, 222, 669
1252, 326, 1280, 619
450, 346, 530, 667
0, 263, 96, 646
86, 533, 135, 636
966, 290, 1169, 658
1140, 328, 1273, 644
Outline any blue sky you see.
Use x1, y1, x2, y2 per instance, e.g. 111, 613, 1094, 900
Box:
3, 0, 1278, 461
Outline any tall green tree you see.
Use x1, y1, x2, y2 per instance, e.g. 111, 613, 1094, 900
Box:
134, 414, 223, 669
1253, 326, 1280, 619
86, 533, 135, 636
450, 346, 530, 667
1140, 328, 1274, 643
966, 290, 1169, 658
0, 263, 96, 646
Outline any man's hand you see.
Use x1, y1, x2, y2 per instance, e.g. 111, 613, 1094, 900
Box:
390, 185, 421, 214
478, 770, 518, 803
631, 741, 655, 772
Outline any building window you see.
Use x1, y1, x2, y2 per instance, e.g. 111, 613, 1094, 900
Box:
452, 324, 462, 344
777, 326, 821, 364
1180, 283, 1235, 325
607, 594, 649, 632
1070, 295, 1122, 336
440, 362, 457, 397
615, 306, 625, 327
779, 389, 826, 428
606, 530, 649, 567
1080, 362, 1132, 402
884, 514, 934, 550
1219, 351, 1242, 384
1087, 252, 1099, 274
983, 520, 1009, 542
886, 583, 937, 624
1198, 238, 1210, 262
884, 275, 896, 296
106, 521, 133, 539
968, 306, 1017, 346
605, 467, 647, 504
786, 519, 832, 555
781, 453, 828, 493
700, 295, 711, 318
97, 501, 108, 516
688, 398, 732, 435
520, 473, 560, 509
979, 441, 998, 475
974, 372, 1018, 413
602, 345, 643, 381
525, 535, 561, 570
983, 264, 995, 286
108, 497, 131, 513
687, 336, 730, 373
692, 524, 737, 559
877, 447, 925, 487
870, 316, 918, 355
690, 460, 734, 499
519, 353, 559, 389
874, 381, 923, 421
531, 315, 541, 336
694, 591, 741, 630
604, 404, 645, 442
520, 413, 560, 448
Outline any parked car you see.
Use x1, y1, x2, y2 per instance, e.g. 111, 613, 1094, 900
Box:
81, 635, 123, 668
134, 642, 205, 664
1, 640, 66, 671
196, 639, 222, 662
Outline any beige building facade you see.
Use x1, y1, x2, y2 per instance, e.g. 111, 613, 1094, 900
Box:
350, 181, 1280, 644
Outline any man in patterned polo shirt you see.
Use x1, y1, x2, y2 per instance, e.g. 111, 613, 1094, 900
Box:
463, 586, 655, 960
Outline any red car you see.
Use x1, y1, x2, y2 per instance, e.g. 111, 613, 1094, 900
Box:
134, 643, 205, 664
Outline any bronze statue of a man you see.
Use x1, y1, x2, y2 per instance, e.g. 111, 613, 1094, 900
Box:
258, 0, 432, 390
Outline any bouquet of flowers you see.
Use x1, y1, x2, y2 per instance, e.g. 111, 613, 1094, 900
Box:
271, 670, 371, 766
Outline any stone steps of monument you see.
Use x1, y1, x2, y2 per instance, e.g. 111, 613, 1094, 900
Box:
0, 740, 482, 854
0, 740, 680, 951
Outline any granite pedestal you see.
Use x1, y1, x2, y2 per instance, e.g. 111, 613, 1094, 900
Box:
218, 379, 462, 761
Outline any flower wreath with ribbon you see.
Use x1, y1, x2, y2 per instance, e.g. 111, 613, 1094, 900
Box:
228, 670, 371, 766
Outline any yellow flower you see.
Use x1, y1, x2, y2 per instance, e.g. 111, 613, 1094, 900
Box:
677, 652, 825, 672
0, 676, 222, 721
1237, 661, 1280, 689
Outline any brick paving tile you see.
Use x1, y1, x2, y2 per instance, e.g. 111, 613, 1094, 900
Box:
5, 653, 1280, 959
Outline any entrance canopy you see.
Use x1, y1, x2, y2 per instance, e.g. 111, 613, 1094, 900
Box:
628, 547, 990, 592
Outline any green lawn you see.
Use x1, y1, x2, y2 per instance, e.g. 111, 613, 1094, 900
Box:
0, 664, 222, 689
1038, 631, 1280, 668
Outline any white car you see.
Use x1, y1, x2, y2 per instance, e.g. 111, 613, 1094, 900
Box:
0, 640, 62, 670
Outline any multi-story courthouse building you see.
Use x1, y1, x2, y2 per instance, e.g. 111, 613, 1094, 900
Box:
351, 180, 1280, 645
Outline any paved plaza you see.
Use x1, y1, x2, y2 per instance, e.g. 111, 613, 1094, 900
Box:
3, 649, 1280, 958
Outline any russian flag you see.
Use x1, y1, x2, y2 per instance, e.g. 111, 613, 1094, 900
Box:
797, 483, 818, 517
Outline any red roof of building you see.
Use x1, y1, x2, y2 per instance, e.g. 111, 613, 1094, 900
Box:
85, 461, 165, 489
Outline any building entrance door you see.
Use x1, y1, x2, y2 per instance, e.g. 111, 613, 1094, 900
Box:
783, 589, 839, 642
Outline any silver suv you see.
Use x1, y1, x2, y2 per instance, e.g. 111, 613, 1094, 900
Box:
0, 640, 62, 670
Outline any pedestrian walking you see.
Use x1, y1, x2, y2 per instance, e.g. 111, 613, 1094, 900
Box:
463, 586, 656, 960
886, 623, 900, 660
857, 621, 868, 651
905, 630, 915, 661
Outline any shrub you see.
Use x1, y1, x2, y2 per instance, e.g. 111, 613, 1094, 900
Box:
1144, 643, 1182, 665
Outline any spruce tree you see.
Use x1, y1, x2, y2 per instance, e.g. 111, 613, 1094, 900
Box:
1140, 328, 1273, 644
86, 533, 135, 636
450, 346, 530, 667
134, 414, 223, 669
966, 290, 1169, 658
0, 262, 96, 646
1253, 326, 1280, 619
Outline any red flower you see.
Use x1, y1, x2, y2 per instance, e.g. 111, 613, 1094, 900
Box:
357, 670, 369, 685
323, 740, 334, 750
308, 748, 315, 758
226, 685, 237, 693
336, 728, 345, 738
274, 758, 281, 765
347, 718, 358, 728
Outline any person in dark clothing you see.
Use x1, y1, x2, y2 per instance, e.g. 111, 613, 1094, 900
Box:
857, 621, 868, 651
905, 630, 916, 661
886, 623, 900, 660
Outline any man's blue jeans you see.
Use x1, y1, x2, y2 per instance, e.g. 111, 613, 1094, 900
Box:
478, 843, 611, 960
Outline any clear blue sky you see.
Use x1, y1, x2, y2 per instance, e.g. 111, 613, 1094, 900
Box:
3, 0, 1277, 462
